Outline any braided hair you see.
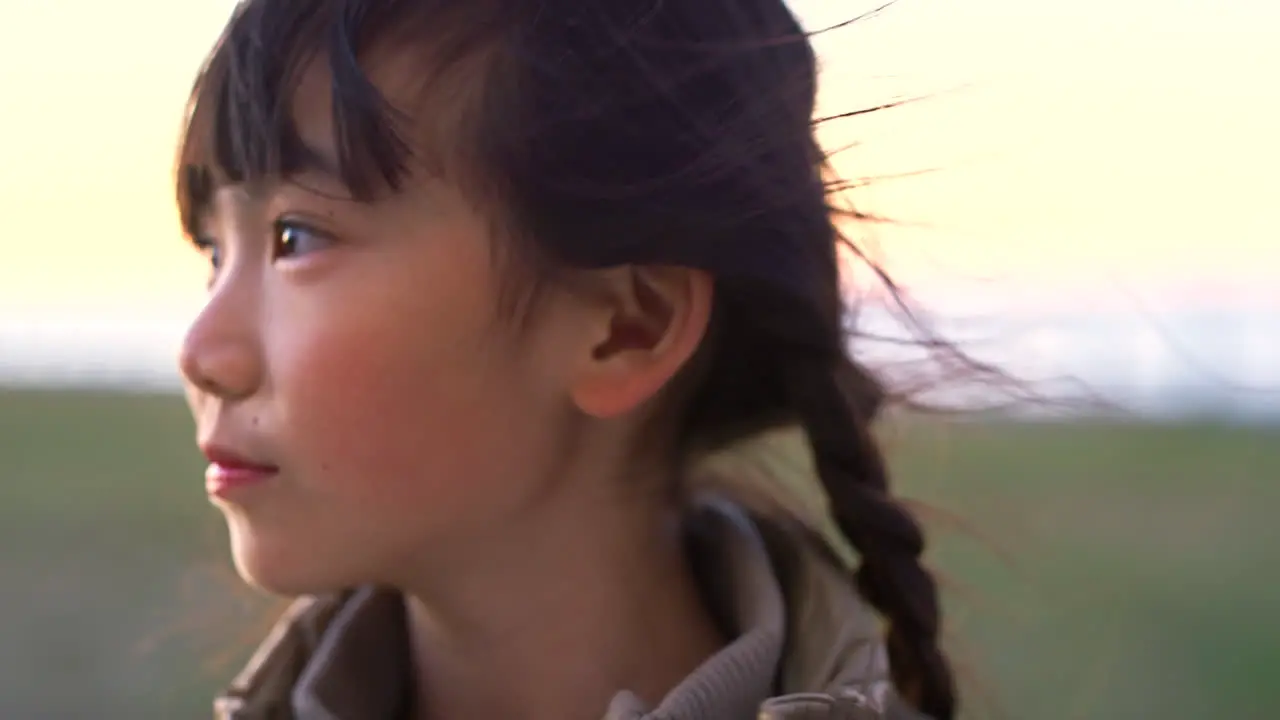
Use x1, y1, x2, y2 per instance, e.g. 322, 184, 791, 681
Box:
683, 275, 956, 718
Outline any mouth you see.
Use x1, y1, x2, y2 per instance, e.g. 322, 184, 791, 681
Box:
200, 443, 280, 498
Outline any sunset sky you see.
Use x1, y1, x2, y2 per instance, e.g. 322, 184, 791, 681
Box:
1, 0, 1276, 326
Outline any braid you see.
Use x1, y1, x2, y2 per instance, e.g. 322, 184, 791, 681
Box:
784, 350, 957, 719
684, 284, 957, 716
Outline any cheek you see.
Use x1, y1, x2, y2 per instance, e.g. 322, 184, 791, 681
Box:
294, 334, 493, 488
265, 268, 556, 526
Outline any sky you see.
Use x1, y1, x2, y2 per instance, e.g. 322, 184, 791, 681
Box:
0, 0, 1276, 328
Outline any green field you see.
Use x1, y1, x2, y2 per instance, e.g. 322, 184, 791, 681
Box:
1, 389, 1276, 718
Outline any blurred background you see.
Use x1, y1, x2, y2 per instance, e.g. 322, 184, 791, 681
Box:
1, 1, 1276, 718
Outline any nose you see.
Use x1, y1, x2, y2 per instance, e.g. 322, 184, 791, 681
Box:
178, 278, 264, 402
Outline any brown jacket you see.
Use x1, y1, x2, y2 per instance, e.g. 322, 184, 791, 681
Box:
213, 430, 933, 720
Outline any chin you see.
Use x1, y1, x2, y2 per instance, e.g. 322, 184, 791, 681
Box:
224, 516, 360, 598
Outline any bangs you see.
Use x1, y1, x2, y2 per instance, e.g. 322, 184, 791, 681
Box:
175, 0, 508, 236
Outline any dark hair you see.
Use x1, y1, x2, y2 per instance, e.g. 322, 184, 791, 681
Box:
177, 1, 957, 716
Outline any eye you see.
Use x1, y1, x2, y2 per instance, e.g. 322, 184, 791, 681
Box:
272, 219, 332, 261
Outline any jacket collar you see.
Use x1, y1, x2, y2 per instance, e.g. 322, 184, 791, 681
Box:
214, 501, 928, 720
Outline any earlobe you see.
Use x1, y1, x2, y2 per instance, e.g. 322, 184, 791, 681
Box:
571, 267, 713, 419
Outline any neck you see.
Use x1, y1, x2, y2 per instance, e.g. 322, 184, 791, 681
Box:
403, 464, 726, 720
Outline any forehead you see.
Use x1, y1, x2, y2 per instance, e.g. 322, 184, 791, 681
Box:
285, 50, 437, 185
289, 44, 438, 149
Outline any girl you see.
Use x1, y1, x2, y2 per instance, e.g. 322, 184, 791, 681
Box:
177, 0, 954, 718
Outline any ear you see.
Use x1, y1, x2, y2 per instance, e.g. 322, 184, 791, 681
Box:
569, 266, 714, 419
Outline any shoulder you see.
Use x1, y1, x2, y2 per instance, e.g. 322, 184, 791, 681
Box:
752, 517, 934, 720
688, 429, 936, 719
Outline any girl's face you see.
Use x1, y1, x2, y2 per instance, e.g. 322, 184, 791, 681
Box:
179, 62, 594, 595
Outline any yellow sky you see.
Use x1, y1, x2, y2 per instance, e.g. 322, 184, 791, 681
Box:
1, 0, 1276, 318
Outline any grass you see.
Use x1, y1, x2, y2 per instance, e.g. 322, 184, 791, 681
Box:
1, 388, 1276, 718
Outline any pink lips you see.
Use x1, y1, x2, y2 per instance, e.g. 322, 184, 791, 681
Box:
201, 444, 279, 498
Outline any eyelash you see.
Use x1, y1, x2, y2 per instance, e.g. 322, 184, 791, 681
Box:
192, 218, 332, 275
271, 218, 331, 261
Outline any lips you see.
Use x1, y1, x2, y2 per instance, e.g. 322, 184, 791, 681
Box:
201, 443, 279, 497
